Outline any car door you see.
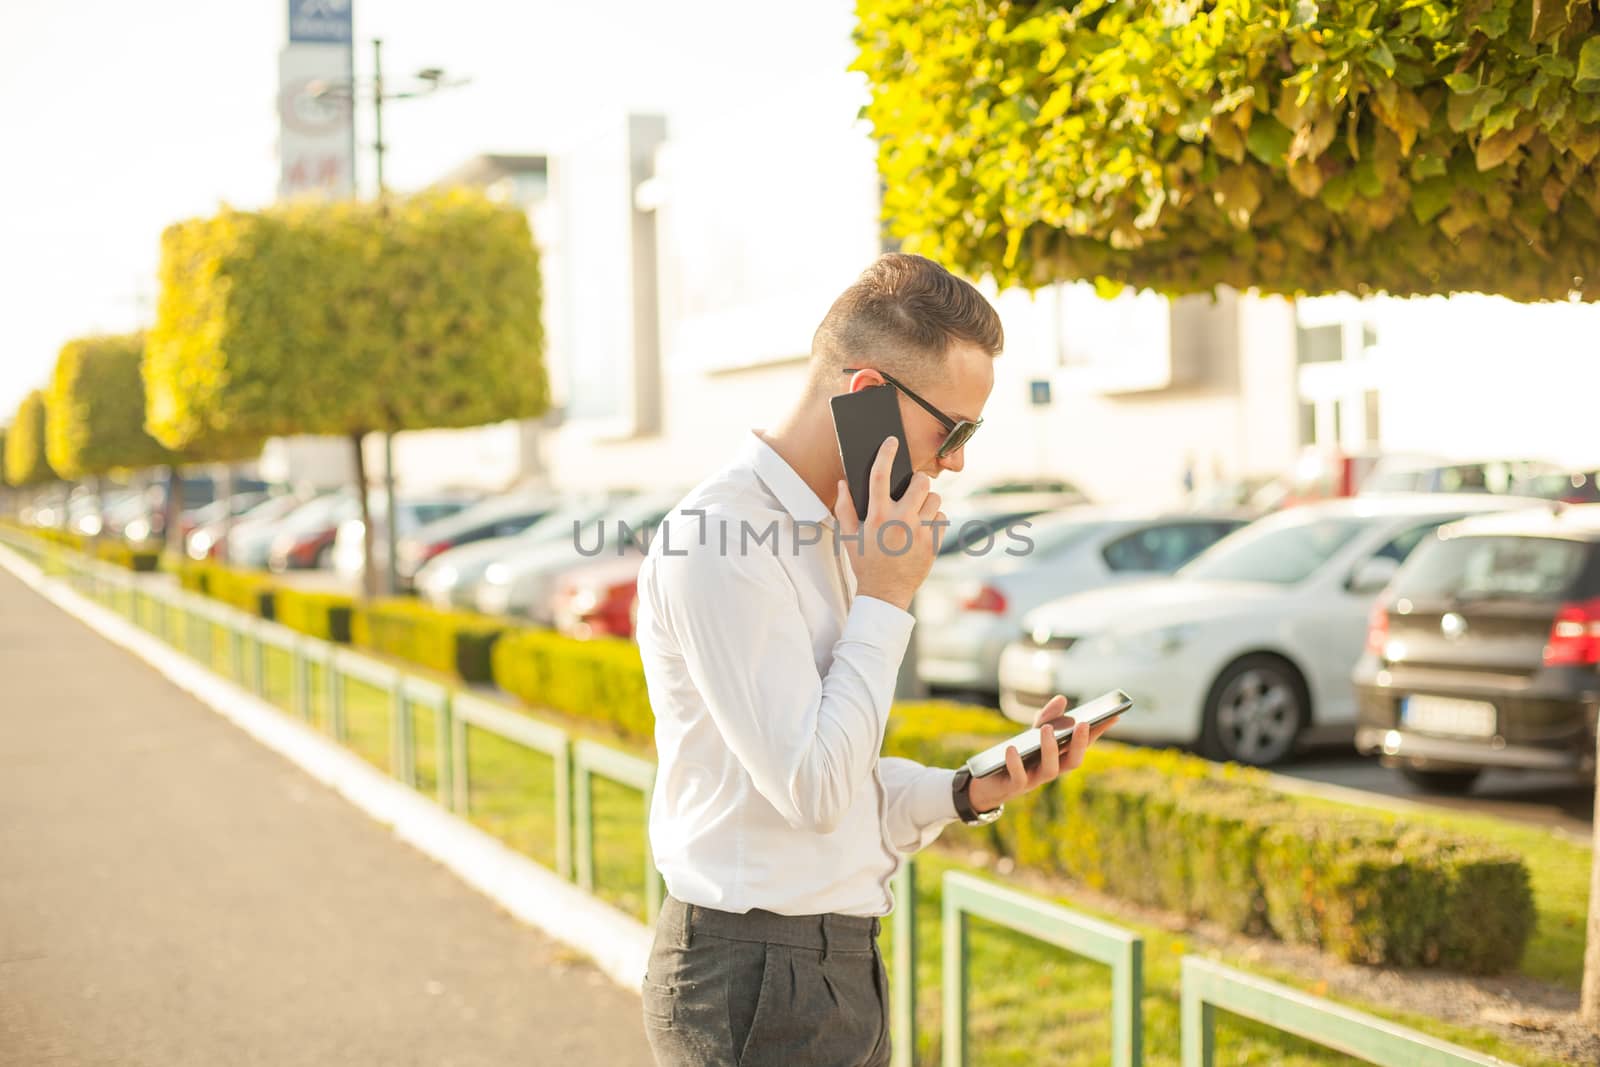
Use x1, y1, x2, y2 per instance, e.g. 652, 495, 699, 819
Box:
1304, 519, 1448, 724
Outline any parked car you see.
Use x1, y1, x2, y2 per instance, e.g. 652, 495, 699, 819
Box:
933, 493, 1086, 558
266, 492, 362, 571
394, 489, 563, 590
180, 492, 270, 559
67, 487, 142, 537
189, 493, 308, 561
950, 476, 1089, 502
997, 494, 1542, 766
475, 490, 686, 622
330, 492, 479, 583
1361, 457, 1561, 496
227, 491, 340, 569
916, 508, 1246, 695
552, 553, 648, 639
413, 494, 625, 610
1511, 468, 1600, 505
1354, 503, 1600, 793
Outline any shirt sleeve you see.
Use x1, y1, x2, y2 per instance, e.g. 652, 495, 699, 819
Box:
651, 528, 913, 835
878, 758, 960, 854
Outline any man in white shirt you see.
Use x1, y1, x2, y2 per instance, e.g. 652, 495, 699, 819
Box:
634, 253, 1119, 1066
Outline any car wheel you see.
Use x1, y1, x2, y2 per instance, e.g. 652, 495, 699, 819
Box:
1199, 655, 1308, 766
1398, 763, 1482, 795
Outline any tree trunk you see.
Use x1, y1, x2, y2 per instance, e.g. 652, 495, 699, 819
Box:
94, 475, 107, 545
216, 463, 235, 565
351, 432, 377, 601
164, 466, 185, 555
1581, 725, 1600, 1028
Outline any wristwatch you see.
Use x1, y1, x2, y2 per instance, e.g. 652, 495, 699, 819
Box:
951, 767, 1004, 826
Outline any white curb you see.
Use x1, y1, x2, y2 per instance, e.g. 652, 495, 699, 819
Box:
0, 544, 653, 992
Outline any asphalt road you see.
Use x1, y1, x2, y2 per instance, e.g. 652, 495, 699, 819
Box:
1276, 744, 1595, 840
0, 562, 652, 1067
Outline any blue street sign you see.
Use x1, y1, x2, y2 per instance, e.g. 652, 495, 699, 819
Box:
1029, 379, 1052, 406
289, 0, 353, 44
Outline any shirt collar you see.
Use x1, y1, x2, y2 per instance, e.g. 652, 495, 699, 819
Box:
740, 429, 833, 527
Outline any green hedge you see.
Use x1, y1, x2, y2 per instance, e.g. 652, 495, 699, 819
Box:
272, 587, 353, 643
92, 540, 161, 572
887, 705, 1532, 974
491, 628, 655, 744
352, 598, 505, 684
177, 559, 278, 620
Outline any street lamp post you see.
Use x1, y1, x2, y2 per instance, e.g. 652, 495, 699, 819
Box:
312, 40, 468, 597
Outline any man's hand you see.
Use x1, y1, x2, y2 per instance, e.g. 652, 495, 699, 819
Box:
966, 694, 1120, 815
834, 437, 943, 612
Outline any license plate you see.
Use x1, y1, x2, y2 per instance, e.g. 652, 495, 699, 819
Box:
1401, 695, 1496, 738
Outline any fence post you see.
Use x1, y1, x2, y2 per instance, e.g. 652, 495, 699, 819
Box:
942, 889, 969, 1067
435, 695, 453, 809
555, 739, 573, 882
574, 760, 593, 892
891, 858, 917, 1067
451, 713, 470, 815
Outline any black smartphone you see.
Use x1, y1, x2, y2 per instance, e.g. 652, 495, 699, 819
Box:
964, 690, 1133, 778
830, 384, 914, 522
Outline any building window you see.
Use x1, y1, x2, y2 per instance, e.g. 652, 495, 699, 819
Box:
1297, 323, 1343, 364
1298, 400, 1317, 447
1365, 389, 1381, 444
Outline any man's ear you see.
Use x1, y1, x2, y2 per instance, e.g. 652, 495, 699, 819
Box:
846, 368, 885, 393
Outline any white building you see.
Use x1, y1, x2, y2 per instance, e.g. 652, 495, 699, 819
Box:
362, 20, 1600, 509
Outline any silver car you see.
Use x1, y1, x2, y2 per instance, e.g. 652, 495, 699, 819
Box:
474, 490, 687, 623
915, 508, 1246, 695
413, 495, 623, 611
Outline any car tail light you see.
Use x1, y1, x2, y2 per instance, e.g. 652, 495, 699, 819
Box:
419, 540, 453, 564
1543, 597, 1600, 667
1365, 602, 1390, 657
960, 584, 1007, 614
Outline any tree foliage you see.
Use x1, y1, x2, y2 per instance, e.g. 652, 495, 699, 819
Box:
146, 187, 549, 451
45, 333, 177, 480
5, 391, 55, 488
853, 0, 1600, 298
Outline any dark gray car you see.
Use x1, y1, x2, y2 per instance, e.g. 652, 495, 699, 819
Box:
1354, 503, 1600, 793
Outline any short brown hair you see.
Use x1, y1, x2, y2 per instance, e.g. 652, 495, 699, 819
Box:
810, 253, 1003, 387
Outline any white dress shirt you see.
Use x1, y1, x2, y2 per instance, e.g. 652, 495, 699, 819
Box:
635, 428, 960, 918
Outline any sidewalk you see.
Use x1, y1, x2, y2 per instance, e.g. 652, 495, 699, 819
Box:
0, 563, 652, 1067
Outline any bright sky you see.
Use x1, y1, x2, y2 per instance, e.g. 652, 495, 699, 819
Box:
0, 0, 858, 419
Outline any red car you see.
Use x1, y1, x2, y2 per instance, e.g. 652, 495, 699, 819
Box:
552, 554, 646, 639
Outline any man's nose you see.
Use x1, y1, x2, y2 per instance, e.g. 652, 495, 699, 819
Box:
938, 448, 965, 474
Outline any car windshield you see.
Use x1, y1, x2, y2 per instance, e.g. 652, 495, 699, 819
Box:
1178, 516, 1367, 585
972, 513, 1110, 572
1391, 535, 1590, 602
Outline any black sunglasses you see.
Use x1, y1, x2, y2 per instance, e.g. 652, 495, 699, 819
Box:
841, 368, 982, 459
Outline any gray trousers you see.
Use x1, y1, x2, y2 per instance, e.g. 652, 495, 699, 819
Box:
642, 895, 892, 1067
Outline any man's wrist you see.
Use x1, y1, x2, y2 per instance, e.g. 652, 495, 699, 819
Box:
951, 767, 1003, 826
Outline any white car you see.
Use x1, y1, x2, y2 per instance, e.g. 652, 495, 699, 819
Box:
915, 508, 1245, 694
414, 495, 624, 611
997, 494, 1542, 766
474, 490, 686, 622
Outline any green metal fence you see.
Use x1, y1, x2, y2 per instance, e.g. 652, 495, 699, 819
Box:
1180, 957, 1512, 1066
572, 738, 663, 924
942, 870, 1143, 1067
0, 528, 1530, 1067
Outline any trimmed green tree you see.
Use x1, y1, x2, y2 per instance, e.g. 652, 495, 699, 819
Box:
45, 333, 176, 542
6, 390, 55, 489
853, 0, 1600, 299
147, 187, 548, 594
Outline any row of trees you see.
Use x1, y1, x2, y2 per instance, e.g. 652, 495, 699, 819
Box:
6, 187, 549, 595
